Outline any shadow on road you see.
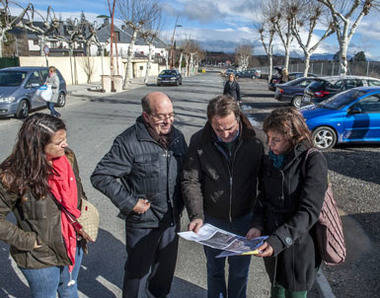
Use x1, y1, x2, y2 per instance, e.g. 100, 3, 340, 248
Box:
170, 277, 207, 297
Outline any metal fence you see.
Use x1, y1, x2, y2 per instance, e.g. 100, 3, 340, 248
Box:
257, 61, 380, 78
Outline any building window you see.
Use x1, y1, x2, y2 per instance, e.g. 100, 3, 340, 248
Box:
33, 39, 38, 45
140, 66, 143, 70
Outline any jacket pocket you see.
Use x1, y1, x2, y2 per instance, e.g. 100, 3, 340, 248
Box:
134, 153, 160, 178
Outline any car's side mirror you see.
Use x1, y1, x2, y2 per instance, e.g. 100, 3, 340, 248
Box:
349, 106, 362, 114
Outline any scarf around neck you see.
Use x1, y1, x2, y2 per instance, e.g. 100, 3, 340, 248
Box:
48, 155, 80, 272
269, 151, 285, 169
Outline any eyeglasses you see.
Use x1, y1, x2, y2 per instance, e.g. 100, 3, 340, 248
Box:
150, 112, 175, 122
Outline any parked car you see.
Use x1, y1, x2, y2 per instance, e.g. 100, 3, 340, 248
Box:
157, 69, 182, 86
274, 77, 319, 108
0, 66, 67, 119
269, 70, 317, 91
302, 75, 380, 106
301, 86, 380, 150
235, 69, 261, 79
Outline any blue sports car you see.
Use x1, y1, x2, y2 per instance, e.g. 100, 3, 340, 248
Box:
301, 86, 380, 150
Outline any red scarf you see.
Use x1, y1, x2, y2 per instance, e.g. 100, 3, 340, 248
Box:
48, 155, 80, 272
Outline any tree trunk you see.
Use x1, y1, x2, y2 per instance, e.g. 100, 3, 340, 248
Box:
190, 53, 195, 75
284, 47, 290, 70
178, 52, 183, 73
0, 35, 3, 58
123, 29, 137, 89
339, 40, 348, 75
304, 52, 311, 76
268, 52, 273, 83
185, 55, 190, 77
144, 42, 153, 84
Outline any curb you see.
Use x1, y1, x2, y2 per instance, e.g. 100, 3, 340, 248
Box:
316, 269, 336, 298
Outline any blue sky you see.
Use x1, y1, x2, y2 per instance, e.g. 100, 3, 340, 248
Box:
13, 0, 380, 60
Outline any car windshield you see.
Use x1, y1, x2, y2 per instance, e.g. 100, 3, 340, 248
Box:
0, 71, 27, 86
283, 77, 305, 86
160, 70, 176, 75
317, 89, 366, 109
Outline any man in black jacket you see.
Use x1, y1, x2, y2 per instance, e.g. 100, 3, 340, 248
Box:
181, 95, 264, 298
91, 92, 187, 298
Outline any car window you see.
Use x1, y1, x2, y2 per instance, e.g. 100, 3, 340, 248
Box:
318, 89, 366, 109
355, 79, 364, 87
41, 69, 49, 81
368, 80, 380, 86
308, 80, 325, 90
352, 94, 380, 113
160, 70, 176, 75
334, 80, 344, 89
0, 71, 27, 86
344, 79, 356, 89
26, 71, 42, 86
299, 79, 312, 87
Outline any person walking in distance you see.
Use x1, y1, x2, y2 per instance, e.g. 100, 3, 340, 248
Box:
223, 73, 241, 104
45, 66, 61, 118
181, 95, 264, 298
91, 92, 187, 298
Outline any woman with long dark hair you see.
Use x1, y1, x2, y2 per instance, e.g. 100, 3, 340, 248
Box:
248, 107, 328, 298
0, 113, 92, 298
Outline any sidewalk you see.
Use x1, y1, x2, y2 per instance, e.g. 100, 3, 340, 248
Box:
66, 76, 155, 97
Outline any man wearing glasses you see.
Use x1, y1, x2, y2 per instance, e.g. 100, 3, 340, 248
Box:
91, 92, 187, 298
181, 95, 264, 298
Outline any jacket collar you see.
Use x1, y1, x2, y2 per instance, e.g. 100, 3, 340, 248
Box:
200, 120, 255, 146
281, 140, 312, 171
135, 115, 180, 144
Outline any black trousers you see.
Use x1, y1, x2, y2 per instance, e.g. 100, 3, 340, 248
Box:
122, 223, 179, 298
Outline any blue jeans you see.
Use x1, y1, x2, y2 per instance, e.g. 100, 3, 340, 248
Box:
47, 102, 60, 117
19, 246, 83, 298
204, 213, 253, 298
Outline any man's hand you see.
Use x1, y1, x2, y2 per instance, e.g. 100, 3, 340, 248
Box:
254, 241, 274, 257
188, 218, 203, 233
132, 198, 151, 214
33, 240, 42, 249
77, 228, 95, 243
246, 227, 262, 240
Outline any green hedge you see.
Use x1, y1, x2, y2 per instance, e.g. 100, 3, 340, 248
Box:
0, 57, 20, 69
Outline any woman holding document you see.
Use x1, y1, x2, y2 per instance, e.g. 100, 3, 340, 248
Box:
247, 107, 328, 298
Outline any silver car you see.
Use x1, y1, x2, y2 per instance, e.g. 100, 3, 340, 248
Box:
0, 66, 67, 119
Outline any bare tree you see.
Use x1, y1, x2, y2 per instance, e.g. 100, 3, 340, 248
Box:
0, 0, 32, 57
140, 5, 161, 84
235, 45, 252, 70
117, 0, 160, 89
290, 0, 335, 76
81, 55, 94, 83
258, 1, 278, 82
272, 0, 295, 70
317, 0, 379, 74
181, 39, 201, 76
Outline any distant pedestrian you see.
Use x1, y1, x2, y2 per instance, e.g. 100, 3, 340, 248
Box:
45, 66, 61, 118
223, 73, 241, 104
182, 95, 264, 298
247, 107, 328, 298
91, 92, 187, 298
0, 113, 92, 298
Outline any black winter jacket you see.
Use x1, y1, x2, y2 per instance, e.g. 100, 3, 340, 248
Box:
181, 121, 263, 221
0, 149, 85, 269
252, 141, 328, 291
223, 80, 241, 102
91, 116, 187, 228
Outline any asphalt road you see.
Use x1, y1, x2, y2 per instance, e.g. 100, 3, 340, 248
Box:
0, 71, 379, 298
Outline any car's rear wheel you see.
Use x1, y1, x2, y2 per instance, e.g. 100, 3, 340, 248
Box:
15, 100, 29, 119
56, 92, 66, 107
312, 126, 337, 150
291, 96, 303, 108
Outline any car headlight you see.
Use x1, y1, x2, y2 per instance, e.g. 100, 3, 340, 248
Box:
170, 77, 176, 80
0, 96, 15, 103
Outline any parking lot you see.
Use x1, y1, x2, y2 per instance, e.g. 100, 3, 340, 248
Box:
0, 71, 379, 297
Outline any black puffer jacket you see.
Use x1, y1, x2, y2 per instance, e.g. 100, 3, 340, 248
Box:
223, 80, 241, 102
0, 148, 85, 269
252, 141, 328, 291
181, 121, 263, 221
91, 116, 187, 228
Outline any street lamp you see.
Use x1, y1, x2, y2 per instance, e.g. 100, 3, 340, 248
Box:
170, 17, 182, 69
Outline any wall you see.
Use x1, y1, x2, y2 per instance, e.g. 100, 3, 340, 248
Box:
19, 56, 161, 85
